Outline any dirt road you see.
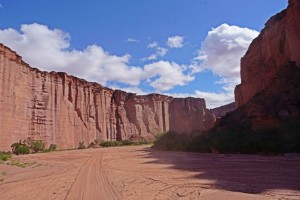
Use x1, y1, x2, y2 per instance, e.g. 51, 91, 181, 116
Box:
0, 146, 299, 200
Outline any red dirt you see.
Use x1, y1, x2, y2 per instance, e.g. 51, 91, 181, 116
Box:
0, 146, 299, 200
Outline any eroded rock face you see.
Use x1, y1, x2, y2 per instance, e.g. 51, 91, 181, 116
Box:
169, 98, 216, 133
235, 0, 300, 107
0, 44, 215, 150
211, 102, 236, 118
216, 0, 300, 132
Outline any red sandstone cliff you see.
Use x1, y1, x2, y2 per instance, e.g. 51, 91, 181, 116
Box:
0, 44, 215, 151
235, 0, 300, 107
211, 102, 236, 118
216, 0, 300, 132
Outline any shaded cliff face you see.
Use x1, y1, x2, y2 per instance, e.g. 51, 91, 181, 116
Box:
169, 98, 216, 133
0, 44, 215, 150
218, 62, 300, 131
235, 0, 300, 107
211, 102, 236, 118
217, 0, 300, 132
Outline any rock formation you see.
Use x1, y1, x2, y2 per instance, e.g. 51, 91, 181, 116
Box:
217, 0, 300, 132
235, 0, 300, 107
211, 102, 236, 118
0, 44, 215, 151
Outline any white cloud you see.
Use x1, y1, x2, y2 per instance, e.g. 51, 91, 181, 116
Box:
193, 23, 259, 79
167, 36, 184, 48
142, 42, 168, 61
190, 23, 259, 106
156, 47, 168, 57
0, 23, 192, 92
147, 41, 158, 48
109, 85, 146, 95
0, 23, 259, 108
0, 4, 3, 9
164, 90, 232, 108
194, 90, 234, 108
126, 38, 140, 43
0, 23, 143, 86
144, 61, 194, 92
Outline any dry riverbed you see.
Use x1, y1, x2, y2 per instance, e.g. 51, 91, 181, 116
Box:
0, 146, 299, 200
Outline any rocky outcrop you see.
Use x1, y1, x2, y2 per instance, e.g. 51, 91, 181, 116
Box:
216, 0, 300, 132
235, 0, 300, 107
0, 44, 215, 150
211, 102, 236, 118
218, 62, 300, 131
169, 98, 216, 133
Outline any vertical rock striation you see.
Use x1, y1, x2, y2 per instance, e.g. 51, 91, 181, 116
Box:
235, 0, 300, 107
214, 0, 300, 133
0, 44, 215, 150
211, 102, 236, 118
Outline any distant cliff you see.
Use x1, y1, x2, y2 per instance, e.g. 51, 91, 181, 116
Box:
211, 102, 236, 118
0, 44, 215, 150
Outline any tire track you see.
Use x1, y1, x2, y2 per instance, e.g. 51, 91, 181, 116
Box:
66, 151, 122, 200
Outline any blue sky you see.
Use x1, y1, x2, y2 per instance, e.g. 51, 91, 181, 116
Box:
0, 0, 287, 108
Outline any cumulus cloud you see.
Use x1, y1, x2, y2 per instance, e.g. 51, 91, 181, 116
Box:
194, 89, 234, 108
193, 23, 259, 79
142, 42, 168, 61
109, 85, 146, 95
126, 38, 140, 43
0, 23, 259, 107
0, 23, 193, 92
0, 24, 143, 85
144, 61, 194, 92
167, 36, 184, 48
189, 23, 259, 106
164, 89, 233, 108
147, 42, 159, 48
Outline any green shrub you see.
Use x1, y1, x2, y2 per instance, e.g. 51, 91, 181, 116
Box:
30, 140, 45, 153
11, 142, 30, 155
100, 141, 118, 147
152, 119, 300, 154
48, 144, 57, 151
78, 141, 86, 149
11, 138, 47, 155
152, 131, 193, 151
0, 152, 12, 161
120, 140, 133, 146
99, 139, 151, 148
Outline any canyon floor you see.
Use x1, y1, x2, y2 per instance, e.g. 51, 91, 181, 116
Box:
0, 146, 299, 200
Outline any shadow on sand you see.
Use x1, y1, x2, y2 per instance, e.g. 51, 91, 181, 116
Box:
139, 147, 300, 194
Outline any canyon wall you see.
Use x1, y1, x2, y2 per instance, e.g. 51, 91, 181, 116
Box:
235, 0, 300, 107
215, 0, 300, 133
211, 102, 236, 118
0, 44, 215, 150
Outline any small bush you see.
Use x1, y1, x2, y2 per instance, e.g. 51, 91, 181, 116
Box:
78, 141, 86, 149
30, 140, 45, 153
11, 142, 30, 155
99, 139, 151, 148
100, 141, 118, 147
152, 118, 300, 154
11, 138, 46, 155
0, 152, 12, 161
48, 144, 57, 151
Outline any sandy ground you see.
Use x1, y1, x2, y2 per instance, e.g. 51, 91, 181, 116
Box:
0, 146, 299, 200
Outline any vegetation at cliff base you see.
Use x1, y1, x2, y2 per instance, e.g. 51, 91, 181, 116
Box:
100, 140, 151, 148
0, 152, 12, 161
10, 137, 57, 155
152, 119, 300, 154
